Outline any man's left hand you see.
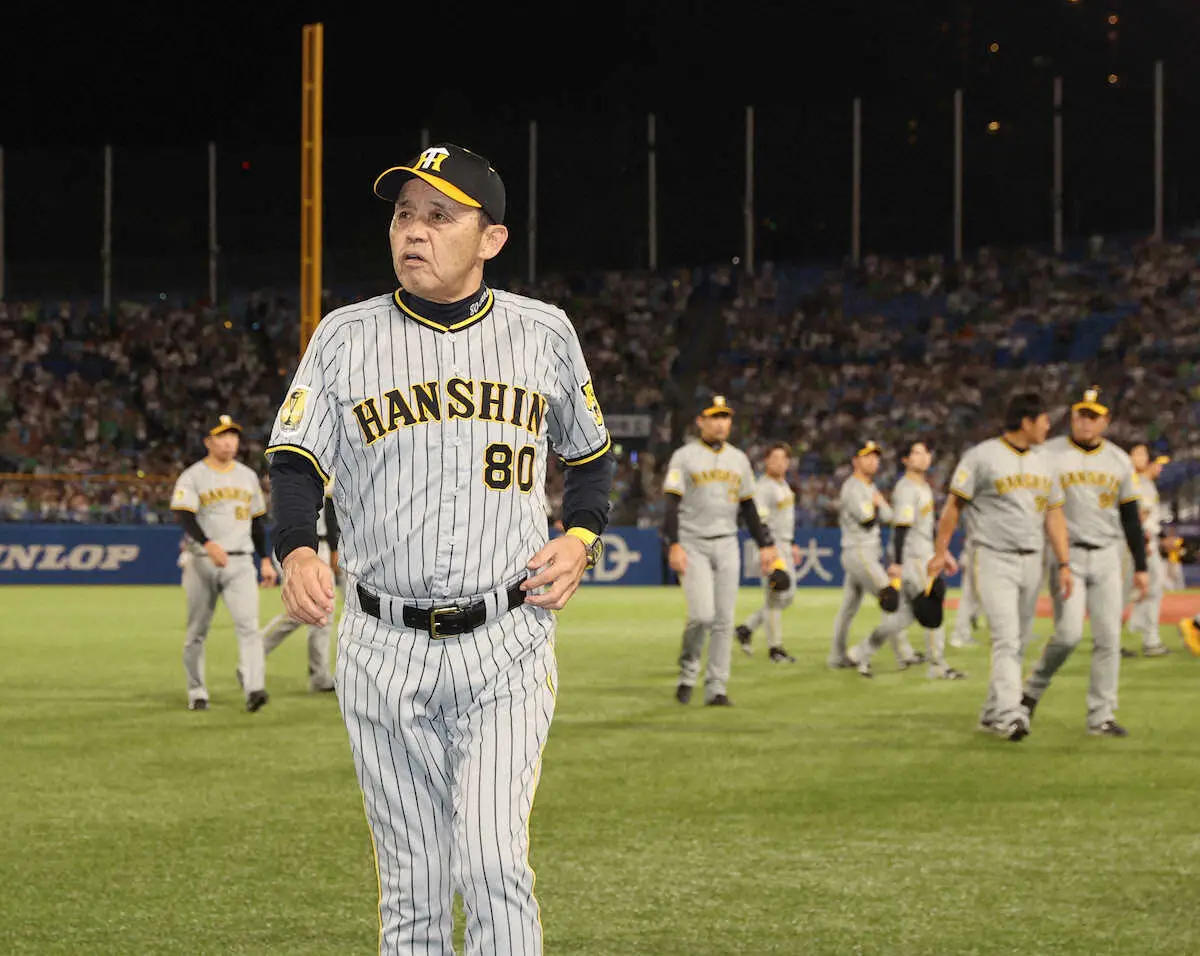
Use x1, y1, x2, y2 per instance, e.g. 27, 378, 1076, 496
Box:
759, 545, 779, 576
523, 535, 589, 610
260, 559, 279, 588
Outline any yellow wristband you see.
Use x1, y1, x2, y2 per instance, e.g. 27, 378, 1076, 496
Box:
565, 527, 598, 547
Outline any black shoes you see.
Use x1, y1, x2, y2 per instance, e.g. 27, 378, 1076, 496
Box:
736, 626, 753, 656
675, 684, 693, 705
246, 690, 269, 713
1021, 694, 1038, 722
768, 647, 796, 664
705, 695, 734, 707
188, 698, 209, 711
1088, 720, 1129, 737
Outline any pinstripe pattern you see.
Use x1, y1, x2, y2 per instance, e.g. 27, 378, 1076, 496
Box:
268, 287, 603, 955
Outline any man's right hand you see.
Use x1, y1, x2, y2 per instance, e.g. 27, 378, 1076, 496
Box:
927, 551, 948, 578
204, 541, 229, 568
668, 543, 687, 577
281, 547, 335, 626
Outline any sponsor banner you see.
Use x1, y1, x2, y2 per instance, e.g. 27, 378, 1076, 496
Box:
736, 529, 966, 588
0, 525, 181, 585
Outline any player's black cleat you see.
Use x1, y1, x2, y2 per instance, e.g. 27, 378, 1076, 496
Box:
188, 698, 209, 711
1021, 694, 1038, 722
1088, 720, 1129, 737
705, 694, 734, 706
736, 625, 753, 655
675, 684, 693, 705
1120, 647, 1138, 659
1003, 715, 1030, 742
245, 690, 269, 713
768, 647, 796, 664
828, 656, 855, 669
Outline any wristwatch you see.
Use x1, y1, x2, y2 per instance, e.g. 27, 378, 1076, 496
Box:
566, 527, 604, 569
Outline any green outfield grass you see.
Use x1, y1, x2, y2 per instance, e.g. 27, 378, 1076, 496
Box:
2, 585, 1199, 955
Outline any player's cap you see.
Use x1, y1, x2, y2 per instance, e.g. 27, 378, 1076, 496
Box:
373, 143, 506, 224
1071, 386, 1109, 417
700, 395, 734, 417
856, 440, 882, 458
208, 414, 242, 437
912, 576, 947, 629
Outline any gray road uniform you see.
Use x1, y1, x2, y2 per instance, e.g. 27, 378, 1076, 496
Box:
852, 475, 949, 672
1024, 438, 1142, 727
171, 459, 268, 704
740, 476, 796, 649
948, 437, 1063, 728
828, 475, 916, 667
664, 439, 757, 700
1128, 475, 1167, 652
259, 485, 339, 690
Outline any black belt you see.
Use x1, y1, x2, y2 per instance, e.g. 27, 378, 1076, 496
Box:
1072, 542, 1103, 551
355, 581, 525, 638
225, 551, 251, 556
979, 545, 1038, 556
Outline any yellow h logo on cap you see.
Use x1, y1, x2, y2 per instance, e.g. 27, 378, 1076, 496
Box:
417, 147, 450, 172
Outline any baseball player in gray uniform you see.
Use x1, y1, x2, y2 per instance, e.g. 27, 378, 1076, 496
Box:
827, 441, 921, 670
663, 396, 778, 705
948, 527, 982, 648
735, 442, 799, 664
257, 479, 340, 691
265, 143, 613, 956
847, 440, 967, 680
929, 392, 1072, 741
1021, 390, 1150, 736
171, 414, 277, 712
1126, 445, 1171, 657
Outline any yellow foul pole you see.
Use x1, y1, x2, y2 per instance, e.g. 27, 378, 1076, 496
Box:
300, 23, 324, 356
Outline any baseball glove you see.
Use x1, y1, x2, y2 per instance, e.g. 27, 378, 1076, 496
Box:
767, 567, 790, 591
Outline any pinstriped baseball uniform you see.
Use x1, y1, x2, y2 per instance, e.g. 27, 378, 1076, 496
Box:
739, 476, 796, 650
1025, 437, 1139, 727
1128, 474, 1167, 650
949, 437, 1063, 728
171, 460, 268, 703
853, 475, 949, 670
828, 475, 918, 666
258, 486, 338, 691
664, 439, 756, 699
267, 286, 609, 955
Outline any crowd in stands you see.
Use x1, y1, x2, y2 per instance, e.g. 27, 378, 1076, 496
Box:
3, 234, 1199, 529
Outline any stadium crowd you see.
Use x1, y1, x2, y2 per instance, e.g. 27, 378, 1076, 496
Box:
2, 234, 1199, 528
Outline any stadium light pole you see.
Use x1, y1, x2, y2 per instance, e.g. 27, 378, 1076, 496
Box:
1053, 76, 1064, 255
743, 105, 755, 276
528, 119, 537, 284
953, 89, 963, 263
648, 112, 658, 272
851, 98, 861, 268
0, 145, 5, 302
1154, 60, 1164, 241
102, 144, 113, 311
208, 142, 218, 305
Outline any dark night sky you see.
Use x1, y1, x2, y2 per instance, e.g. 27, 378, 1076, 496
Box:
4, 1, 1199, 298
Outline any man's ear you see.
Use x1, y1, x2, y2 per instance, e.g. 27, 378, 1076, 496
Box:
480, 224, 509, 261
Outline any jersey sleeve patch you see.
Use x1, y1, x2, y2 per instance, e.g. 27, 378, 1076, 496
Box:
581, 380, 604, 428
278, 386, 310, 433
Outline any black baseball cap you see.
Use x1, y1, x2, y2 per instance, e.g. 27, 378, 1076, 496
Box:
912, 576, 947, 629
373, 143, 506, 224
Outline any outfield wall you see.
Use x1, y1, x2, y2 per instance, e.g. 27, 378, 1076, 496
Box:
0, 524, 982, 587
